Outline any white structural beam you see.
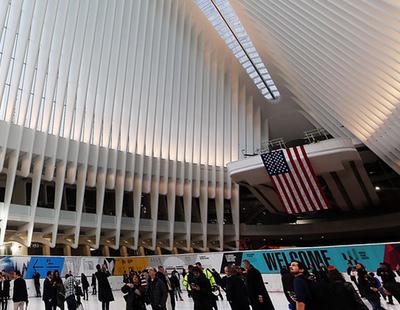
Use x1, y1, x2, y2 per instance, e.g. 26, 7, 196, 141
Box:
0, 0, 267, 250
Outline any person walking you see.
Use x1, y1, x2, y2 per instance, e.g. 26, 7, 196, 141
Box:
64, 274, 77, 310
377, 262, 400, 304
0, 274, 7, 310
157, 266, 174, 310
357, 270, 383, 310
169, 271, 183, 301
171, 269, 183, 295
80, 274, 89, 301
146, 267, 168, 310
191, 267, 214, 310
52, 270, 65, 310
182, 265, 194, 298
194, 262, 218, 310
121, 274, 146, 310
225, 265, 250, 310
243, 259, 275, 310
3, 276, 10, 302
33, 271, 41, 297
91, 274, 96, 295
43, 271, 54, 310
326, 268, 368, 310
95, 264, 114, 310
12, 271, 28, 310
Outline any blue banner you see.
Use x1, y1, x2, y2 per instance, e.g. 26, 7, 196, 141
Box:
25, 257, 65, 279
242, 244, 386, 273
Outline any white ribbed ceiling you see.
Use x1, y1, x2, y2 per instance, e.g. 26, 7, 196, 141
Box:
230, 0, 400, 174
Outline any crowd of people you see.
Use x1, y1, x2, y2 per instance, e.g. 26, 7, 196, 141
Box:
0, 260, 399, 309
279, 261, 400, 310
116, 260, 275, 310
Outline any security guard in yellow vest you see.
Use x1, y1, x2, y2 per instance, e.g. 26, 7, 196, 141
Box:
183, 265, 194, 297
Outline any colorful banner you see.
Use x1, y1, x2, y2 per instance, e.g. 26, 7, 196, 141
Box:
114, 257, 149, 275
220, 252, 243, 273
0, 256, 29, 278
242, 244, 386, 273
3, 242, 400, 278
25, 257, 65, 278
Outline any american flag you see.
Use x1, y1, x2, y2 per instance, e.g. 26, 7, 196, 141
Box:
260, 145, 328, 214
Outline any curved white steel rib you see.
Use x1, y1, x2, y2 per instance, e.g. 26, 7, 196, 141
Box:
232, 0, 400, 174
0, 0, 263, 250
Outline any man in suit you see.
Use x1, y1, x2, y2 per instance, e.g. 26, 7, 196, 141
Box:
42, 271, 54, 310
12, 270, 28, 310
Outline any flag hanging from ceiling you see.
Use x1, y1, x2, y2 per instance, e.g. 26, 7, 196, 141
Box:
260, 145, 329, 214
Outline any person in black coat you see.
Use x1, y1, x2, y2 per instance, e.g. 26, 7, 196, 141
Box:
146, 268, 168, 310
95, 264, 114, 310
81, 273, 89, 301
225, 265, 250, 310
3, 275, 9, 301
12, 271, 28, 310
52, 270, 65, 310
243, 260, 275, 310
280, 267, 295, 309
377, 262, 400, 305
33, 271, 41, 297
169, 272, 183, 301
0, 274, 7, 310
43, 271, 55, 310
91, 273, 97, 295
326, 268, 368, 310
157, 266, 175, 310
191, 267, 214, 310
357, 270, 383, 310
121, 274, 146, 310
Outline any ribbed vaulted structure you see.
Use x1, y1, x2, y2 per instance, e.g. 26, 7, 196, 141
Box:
232, 0, 400, 174
0, 0, 263, 251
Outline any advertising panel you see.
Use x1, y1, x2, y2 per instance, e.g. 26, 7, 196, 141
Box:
25, 257, 65, 278
220, 252, 243, 273
79, 257, 103, 276
113, 257, 149, 275
196, 253, 223, 271
242, 244, 386, 273
0, 256, 29, 278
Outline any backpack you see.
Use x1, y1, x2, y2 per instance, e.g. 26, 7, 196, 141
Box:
305, 277, 328, 309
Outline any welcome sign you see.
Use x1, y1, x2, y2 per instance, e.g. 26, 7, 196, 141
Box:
241, 244, 386, 273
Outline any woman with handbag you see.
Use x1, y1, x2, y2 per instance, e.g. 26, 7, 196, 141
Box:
121, 274, 146, 310
52, 270, 65, 310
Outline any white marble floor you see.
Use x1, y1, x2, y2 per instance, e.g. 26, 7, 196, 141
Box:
8, 291, 400, 310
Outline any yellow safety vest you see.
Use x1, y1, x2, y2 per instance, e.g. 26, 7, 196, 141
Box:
183, 274, 191, 291
204, 269, 216, 287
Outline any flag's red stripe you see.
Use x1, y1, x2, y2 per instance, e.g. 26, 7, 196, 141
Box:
293, 146, 323, 211
281, 171, 306, 213
283, 149, 310, 212
281, 173, 300, 213
286, 148, 316, 212
299, 145, 329, 209
271, 175, 293, 214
